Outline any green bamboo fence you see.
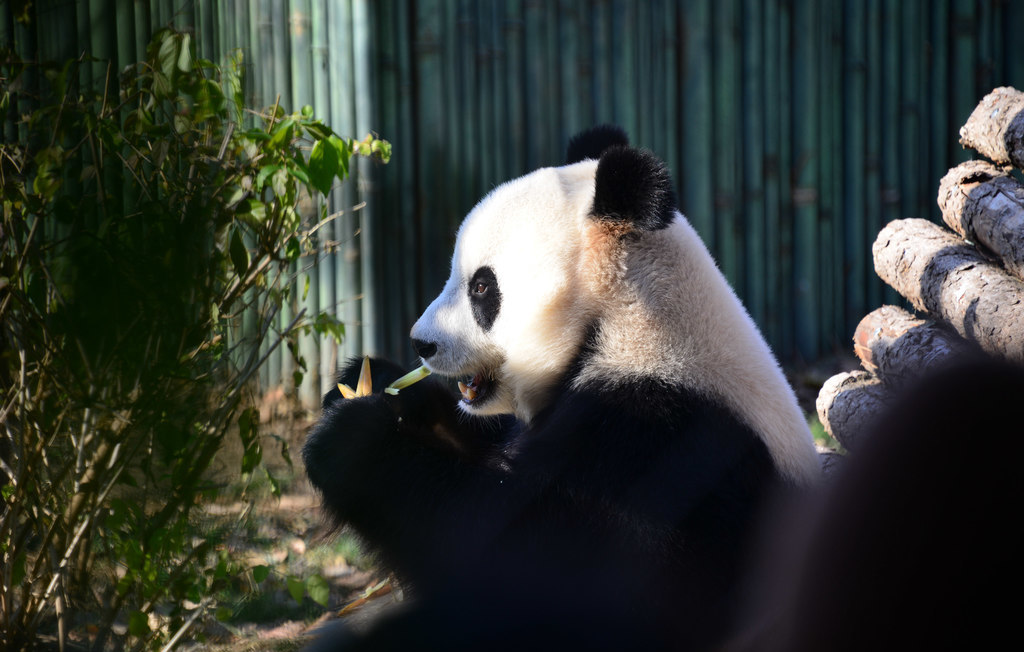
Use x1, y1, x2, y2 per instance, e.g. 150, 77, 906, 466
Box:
5, 0, 1024, 407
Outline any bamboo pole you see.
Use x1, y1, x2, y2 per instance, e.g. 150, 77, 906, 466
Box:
592, 0, 612, 135
480, 2, 498, 188
951, 0, 977, 155
660, 0, 679, 195
742, 0, 765, 330
504, 2, 525, 176
792, 0, 819, 359
327, 0, 360, 364
1007, 2, 1024, 86
352, 0, 376, 354
863, 0, 883, 311
899, 0, 923, 227
842, 0, 866, 340
879, 0, 900, 308
760, 0, 781, 348
413, 0, 446, 344
679, 0, 713, 247
928, 0, 951, 199
712, 0, 740, 295
246, 0, 262, 110
819, 0, 840, 350
310, 0, 335, 397
288, 0, 319, 407
776, 0, 794, 357
613, 1, 637, 141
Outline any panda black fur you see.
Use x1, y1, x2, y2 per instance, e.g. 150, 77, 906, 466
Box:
302, 127, 820, 650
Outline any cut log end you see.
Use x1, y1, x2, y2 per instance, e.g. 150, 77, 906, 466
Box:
816, 370, 889, 452
958, 86, 1024, 169
853, 305, 971, 386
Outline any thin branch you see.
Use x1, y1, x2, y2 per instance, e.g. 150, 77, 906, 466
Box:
158, 598, 213, 652
306, 200, 366, 238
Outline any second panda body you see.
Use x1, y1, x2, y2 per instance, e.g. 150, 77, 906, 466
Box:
302, 127, 820, 649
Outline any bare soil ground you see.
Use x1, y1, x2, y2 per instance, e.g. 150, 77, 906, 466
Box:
174, 395, 401, 652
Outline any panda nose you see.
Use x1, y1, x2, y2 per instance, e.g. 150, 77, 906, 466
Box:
411, 338, 437, 360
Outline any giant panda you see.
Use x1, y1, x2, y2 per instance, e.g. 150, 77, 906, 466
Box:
302, 126, 821, 650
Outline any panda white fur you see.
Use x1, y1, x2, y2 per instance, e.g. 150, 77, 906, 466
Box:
302, 126, 820, 650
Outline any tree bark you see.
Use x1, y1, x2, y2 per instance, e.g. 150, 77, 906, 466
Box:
815, 370, 888, 451
937, 159, 1024, 279
872, 218, 1024, 362
958, 86, 1024, 169
853, 305, 970, 386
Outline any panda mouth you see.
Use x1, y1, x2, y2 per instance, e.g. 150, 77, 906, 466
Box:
458, 372, 493, 405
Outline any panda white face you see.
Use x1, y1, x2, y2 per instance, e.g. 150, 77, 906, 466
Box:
410, 162, 599, 421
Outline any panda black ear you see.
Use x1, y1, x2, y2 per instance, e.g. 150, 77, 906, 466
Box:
565, 125, 630, 164
591, 146, 677, 231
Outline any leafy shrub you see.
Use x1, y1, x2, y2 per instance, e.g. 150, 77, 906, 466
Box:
0, 29, 388, 649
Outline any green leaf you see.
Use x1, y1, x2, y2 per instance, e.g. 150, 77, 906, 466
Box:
252, 565, 270, 583
229, 228, 250, 277
264, 467, 281, 497
302, 274, 310, 301
238, 406, 257, 443
329, 136, 351, 179
306, 574, 330, 607
286, 575, 305, 604
116, 574, 133, 597
312, 312, 346, 344
237, 199, 267, 222
224, 50, 245, 121
271, 167, 289, 199
308, 138, 339, 195
195, 78, 226, 120
244, 129, 271, 141
272, 433, 294, 468
238, 407, 261, 474
304, 121, 333, 140
156, 32, 178, 78
289, 157, 311, 185
128, 610, 150, 637
240, 444, 261, 474
152, 70, 172, 97
11, 552, 26, 586
285, 235, 301, 262
372, 139, 392, 164
268, 118, 295, 149
177, 33, 192, 72
255, 164, 281, 191
224, 185, 246, 209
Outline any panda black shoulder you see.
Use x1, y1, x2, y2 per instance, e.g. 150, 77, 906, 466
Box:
529, 373, 781, 503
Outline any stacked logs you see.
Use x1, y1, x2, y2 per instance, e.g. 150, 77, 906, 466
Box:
817, 86, 1024, 456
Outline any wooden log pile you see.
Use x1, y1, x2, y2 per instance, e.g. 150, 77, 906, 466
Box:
817, 86, 1024, 455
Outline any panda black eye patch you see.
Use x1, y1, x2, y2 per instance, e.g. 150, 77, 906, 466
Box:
468, 266, 501, 331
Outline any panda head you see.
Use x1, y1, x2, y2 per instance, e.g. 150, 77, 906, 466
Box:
410, 126, 676, 421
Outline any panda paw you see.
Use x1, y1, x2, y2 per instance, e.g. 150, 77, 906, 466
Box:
322, 356, 410, 408
319, 356, 466, 444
